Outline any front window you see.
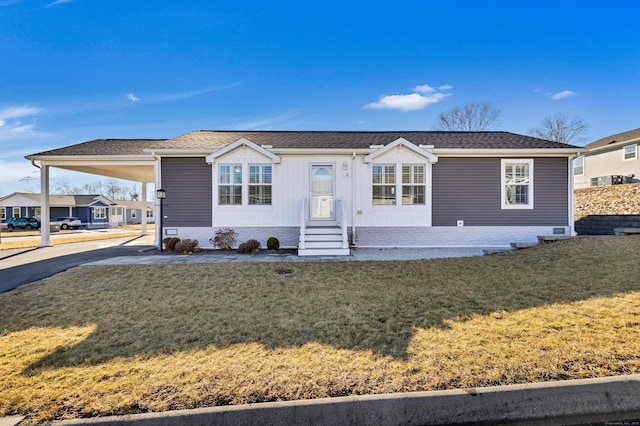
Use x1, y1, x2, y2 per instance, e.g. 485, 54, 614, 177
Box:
624, 144, 637, 161
146, 208, 154, 218
94, 207, 106, 219
12, 207, 20, 218
402, 164, 425, 205
218, 164, 242, 205
502, 159, 533, 209
131, 209, 137, 219
248, 164, 272, 205
573, 156, 584, 176
0, 207, 5, 220
372, 164, 396, 205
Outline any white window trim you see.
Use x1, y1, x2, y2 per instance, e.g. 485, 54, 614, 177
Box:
372, 163, 397, 205
131, 209, 137, 218
573, 155, 585, 176
623, 144, 637, 161
93, 207, 107, 219
372, 162, 429, 207
217, 162, 273, 207
12, 207, 20, 218
501, 159, 534, 210
0, 207, 5, 220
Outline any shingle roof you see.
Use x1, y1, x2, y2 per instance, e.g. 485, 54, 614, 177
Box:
29, 139, 166, 156
28, 130, 578, 158
158, 130, 577, 150
586, 128, 640, 150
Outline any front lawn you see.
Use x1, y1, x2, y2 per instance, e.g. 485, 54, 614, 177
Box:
2, 236, 640, 423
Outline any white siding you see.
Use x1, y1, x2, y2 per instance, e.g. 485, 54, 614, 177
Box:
575, 146, 640, 188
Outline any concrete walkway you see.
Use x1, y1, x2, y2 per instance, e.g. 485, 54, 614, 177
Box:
88, 235, 489, 265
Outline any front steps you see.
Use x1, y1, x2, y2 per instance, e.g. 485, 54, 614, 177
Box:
298, 226, 350, 256
483, 235, 574, 255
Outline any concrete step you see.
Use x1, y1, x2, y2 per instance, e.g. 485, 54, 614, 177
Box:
614, 227, 640, 236
483, 248, 515, 255
537, 235, 575, 243
510, 242, 539, 249
298, 248, 350, 256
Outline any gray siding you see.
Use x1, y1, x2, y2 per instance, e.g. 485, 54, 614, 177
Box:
161, 157, 212, 227
432, 157, 569, 226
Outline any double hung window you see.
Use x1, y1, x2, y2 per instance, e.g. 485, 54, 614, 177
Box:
372, 164, 396, 205
94, 207, 106, 219
249, 164, 272, 205
402, 164, 425, 205
218, 164, 243, 205
624, 144, 637, 161
502, 159, 533, 209
573, 156, 584, 176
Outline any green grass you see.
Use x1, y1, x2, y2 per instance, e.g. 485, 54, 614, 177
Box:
2, 236, 640, 423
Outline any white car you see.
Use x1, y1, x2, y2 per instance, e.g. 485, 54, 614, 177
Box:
51, 217, 82, 230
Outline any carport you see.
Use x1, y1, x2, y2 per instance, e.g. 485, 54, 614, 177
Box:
25, 139, 164, 248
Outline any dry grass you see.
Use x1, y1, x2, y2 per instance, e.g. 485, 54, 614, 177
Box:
2, 236, 640, 423
0, 231, 142, 250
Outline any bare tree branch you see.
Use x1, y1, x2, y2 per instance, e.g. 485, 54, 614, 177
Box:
529, 113, 588, 145
437, 103, 502, 131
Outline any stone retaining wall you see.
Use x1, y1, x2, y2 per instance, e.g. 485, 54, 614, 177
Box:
574, 183, 640, 235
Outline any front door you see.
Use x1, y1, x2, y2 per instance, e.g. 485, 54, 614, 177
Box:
310, 164, 334, 220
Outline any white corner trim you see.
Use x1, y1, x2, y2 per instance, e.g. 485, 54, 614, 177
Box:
206, 138, 281, 164
364, 138, 438, 163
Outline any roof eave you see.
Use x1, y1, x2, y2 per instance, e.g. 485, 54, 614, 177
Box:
434, 148, 583, 157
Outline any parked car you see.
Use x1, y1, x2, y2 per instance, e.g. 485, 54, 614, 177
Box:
51, 217, 82, 230
7, 217, 41, 231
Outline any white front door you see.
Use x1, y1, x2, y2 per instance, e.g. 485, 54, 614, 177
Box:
310, 164, 334, 220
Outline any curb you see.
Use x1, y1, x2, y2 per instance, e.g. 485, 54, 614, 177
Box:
49, 374, 640, 425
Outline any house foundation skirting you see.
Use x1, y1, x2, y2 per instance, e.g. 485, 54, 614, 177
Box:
353, 226, 570, 248
163, 225, 570, 250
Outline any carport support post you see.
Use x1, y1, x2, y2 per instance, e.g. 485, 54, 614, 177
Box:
39, 164, 51, 247
140, 182, 147, 235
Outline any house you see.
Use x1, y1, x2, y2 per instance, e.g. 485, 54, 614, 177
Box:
113, 199, 156, 225
26, 131, 580, 254
0, 192, 121, 228
574, 128, 640, 189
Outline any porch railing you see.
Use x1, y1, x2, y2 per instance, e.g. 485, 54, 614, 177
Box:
336, 197, 348, 249
299, 197, 309, 249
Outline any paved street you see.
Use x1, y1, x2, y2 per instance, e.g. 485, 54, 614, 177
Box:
0, 235, 153, 292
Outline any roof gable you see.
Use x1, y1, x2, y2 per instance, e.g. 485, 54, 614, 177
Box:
363, 138, 438, 163
205, 138, 281, 164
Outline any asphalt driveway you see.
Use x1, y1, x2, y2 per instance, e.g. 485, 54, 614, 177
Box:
0, 236, 153, 292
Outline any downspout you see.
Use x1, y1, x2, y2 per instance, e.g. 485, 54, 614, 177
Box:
568, 154, 577, 236
351, 151, 356, 245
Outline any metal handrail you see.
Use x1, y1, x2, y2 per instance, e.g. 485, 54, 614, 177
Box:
299, 197, 308, 249
337, 197, 348, 248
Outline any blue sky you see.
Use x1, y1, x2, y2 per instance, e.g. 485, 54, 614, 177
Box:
1, 0, 639, 194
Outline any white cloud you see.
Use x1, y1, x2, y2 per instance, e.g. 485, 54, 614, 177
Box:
365, 84, 453, 112
413, 84, 436, 94
127, 93, 141, 102
550, 90, 578, 100
438, 84, 453, 91
0, 105, 43, 120
46, 0, 73, 7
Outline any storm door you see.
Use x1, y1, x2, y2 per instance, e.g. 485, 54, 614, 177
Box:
310, 164, 334, 220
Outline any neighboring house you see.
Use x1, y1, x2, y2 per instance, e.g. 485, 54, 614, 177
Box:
574, 128, 640, 189
26, 131, 580, 254
114, 200, 156, 224
0, 192, 121, 228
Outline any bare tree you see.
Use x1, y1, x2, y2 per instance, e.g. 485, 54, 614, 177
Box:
529, 113, 588, 145
436, 103, 502, 131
